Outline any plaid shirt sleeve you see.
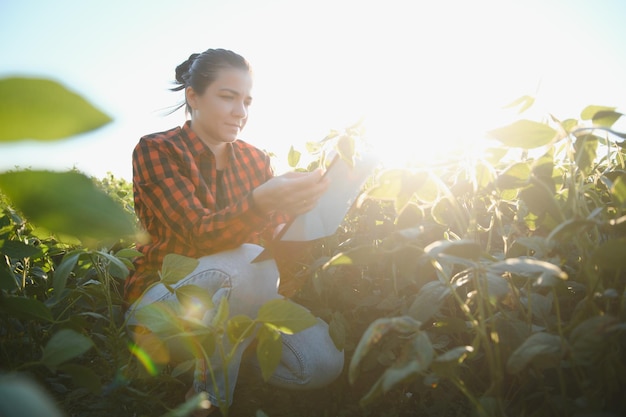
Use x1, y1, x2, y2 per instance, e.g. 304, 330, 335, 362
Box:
125, 124, 286, 304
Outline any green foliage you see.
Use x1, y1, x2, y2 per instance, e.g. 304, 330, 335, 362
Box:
281, 102, 626, 417
0, 374, 65, 417
0, 77, 111, 141
488, 119, 559, 149
1, 75, 626, 416
0, 170, 137, 244
128, 253, 318, 414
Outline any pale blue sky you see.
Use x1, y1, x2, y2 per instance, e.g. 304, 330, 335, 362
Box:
2, 0, 625, 180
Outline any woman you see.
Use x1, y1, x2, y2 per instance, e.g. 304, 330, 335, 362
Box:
124, 48, 344, 415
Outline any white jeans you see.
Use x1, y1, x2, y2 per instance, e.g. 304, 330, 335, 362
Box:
126, 244, 344, 407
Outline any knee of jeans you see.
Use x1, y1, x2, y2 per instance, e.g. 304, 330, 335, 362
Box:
282, 320, 345, 389
229, 262, 281, 315
308, 341, 344, 388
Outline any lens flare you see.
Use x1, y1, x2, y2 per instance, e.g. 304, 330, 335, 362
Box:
128, 341, 159, 376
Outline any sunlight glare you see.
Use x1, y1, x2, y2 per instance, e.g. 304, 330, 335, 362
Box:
318, 1, 562, 172
128, 341, 159, 376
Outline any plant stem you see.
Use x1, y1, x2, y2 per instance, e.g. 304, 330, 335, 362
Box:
551, 287, 568, 401
450, 376, 487, 416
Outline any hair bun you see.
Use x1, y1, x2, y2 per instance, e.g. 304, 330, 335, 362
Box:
174, 53, 200, 86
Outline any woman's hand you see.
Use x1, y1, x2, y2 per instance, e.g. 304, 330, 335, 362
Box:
252, 169, 329, 216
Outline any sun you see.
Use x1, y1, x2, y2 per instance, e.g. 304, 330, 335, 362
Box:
359, 89, 519, 172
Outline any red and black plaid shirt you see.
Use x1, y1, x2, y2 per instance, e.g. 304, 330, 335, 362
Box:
124, 121, 284, 304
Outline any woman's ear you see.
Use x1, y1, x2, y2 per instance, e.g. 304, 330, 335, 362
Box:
185, 86, 198, 110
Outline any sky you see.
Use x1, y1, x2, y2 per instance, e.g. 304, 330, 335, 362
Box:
1, 0, 626, 181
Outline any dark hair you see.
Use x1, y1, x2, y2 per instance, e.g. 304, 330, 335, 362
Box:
170, 48, 251, 114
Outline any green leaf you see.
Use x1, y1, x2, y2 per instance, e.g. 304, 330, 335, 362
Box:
610, 176, 626, 206
372, 169, 428, 212
257, 299, 317, 335
97, 250, 130, 279
414, 176, 439, 204
487, 119, 557, 149
0, 374, 65, 417
287, 145, 301, 168
365, 169, 429, 210
408, 281, 450, 323
435, 346, 474, 364
0, 77, 111, 142
358, 375, 385, 407
560, 118, 579, 133
41, 329, 94, 371
431, 198, 455, 227
256, 324, 282, 381
53, 250, 81, 295
424, 239, 482, 261
430, 345, 475, 379
521, 293, 553, 321
174, 327, 216, 359
115, 248, 143, 259
592, 110, 623, 128
546, 219, 597, 244
474, 160, 494, 189
396, 202, 423, 229
349, 316, 421, 384
488, 258, 567, 287
519, 177, 563, 221
581, 105, 616, 120
58, 363, 101, 394
0, 263, 18, 291
160, 253, 199, 285
0, 239, 43, 259
171, 359, 196, 378
175, 284, 214, 319
592, 238, 626, 270
227, 315, 256, 345
398, 171, 428, 210
569, 315, 618, 366
496, 162, 531, 190
0, 170, 136, 243
365, 169, 404, 197
506, 332, 564, 374
358, 329, 433, 407
531, 149, 555, 179
0, 296, 52, 322
502, 95, 535, 114
580, 105, 623, 128
324, 246, 379, 268
305, 139, 324, 154
483, 147, 509, 166
134, 302, 182, 334
328, 311, 348, 351
485, 272, 512, 298
574, 134, 598, 175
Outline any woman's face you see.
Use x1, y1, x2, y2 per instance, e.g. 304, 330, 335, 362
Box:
186, 67, 253, 148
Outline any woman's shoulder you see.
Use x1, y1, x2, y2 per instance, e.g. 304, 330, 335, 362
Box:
233, 138, 267, 155
138, 126, 183, 145
134, 126, 188, 155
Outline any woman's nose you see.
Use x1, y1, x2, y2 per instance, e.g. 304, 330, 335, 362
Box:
232, 100, 248, 118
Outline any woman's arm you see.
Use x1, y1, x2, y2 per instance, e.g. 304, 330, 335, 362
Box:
133, 138, 272, 253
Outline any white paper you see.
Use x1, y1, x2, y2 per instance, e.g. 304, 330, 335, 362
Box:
279, 154, 377, 242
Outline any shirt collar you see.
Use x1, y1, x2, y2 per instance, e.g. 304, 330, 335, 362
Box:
181, 120, 211, 155
181, 120, 236, 165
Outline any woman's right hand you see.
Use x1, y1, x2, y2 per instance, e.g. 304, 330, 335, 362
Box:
252, 169, 329, 217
